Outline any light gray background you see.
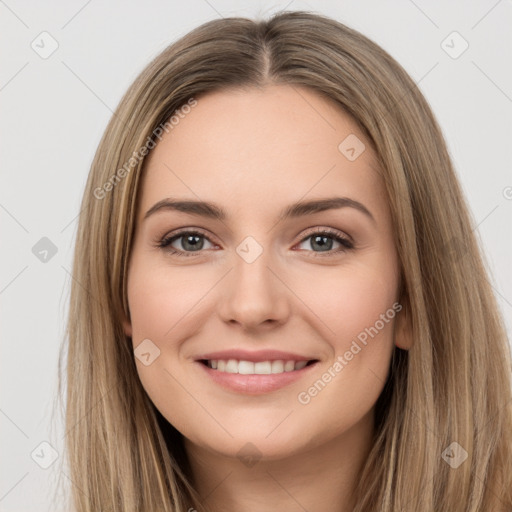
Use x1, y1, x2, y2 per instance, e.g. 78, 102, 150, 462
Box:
1, 0, 511, 510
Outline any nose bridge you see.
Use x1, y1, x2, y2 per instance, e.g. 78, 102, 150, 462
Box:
218, 234, 289, 328
234, 238, 273, 290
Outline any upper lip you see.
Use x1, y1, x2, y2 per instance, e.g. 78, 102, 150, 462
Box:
194, 349, 318, 363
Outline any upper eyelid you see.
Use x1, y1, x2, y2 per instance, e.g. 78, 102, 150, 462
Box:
163, 228, 216, 244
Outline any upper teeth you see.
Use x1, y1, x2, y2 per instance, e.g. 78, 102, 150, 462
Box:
207, 359, 309, 374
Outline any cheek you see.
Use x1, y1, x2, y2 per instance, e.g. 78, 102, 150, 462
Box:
293, 268, 399, 432
329, 274, 398, 350
126, 257, 223, 384
292, 255, 399, 349
292, 262, 399, 408
127, 259, 213, 342
126, 260, 209, 434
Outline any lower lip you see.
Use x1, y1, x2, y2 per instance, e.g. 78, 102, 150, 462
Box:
195, 361, 319, 394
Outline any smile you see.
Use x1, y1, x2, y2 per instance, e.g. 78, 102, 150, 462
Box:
196, 358, 320, 394
200, 359, 317, 374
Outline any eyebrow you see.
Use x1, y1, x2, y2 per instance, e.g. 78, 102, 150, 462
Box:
143, 196, 375, 224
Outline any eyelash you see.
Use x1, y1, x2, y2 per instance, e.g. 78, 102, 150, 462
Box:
156, 227, 354, 258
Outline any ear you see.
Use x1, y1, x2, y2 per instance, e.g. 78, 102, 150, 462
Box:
121, 309, 133, 338
393, 300, 413, 350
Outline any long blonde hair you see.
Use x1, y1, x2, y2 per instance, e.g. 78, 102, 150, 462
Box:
56, 10, 512, 511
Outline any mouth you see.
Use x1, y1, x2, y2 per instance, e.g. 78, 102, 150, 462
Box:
198, 358, 319, 374
195, 356, 320, 394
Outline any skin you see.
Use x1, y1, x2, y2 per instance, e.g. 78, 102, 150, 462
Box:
123, 84, 412, 512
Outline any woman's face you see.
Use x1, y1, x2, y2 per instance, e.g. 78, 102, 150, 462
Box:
123, 85, 409, 460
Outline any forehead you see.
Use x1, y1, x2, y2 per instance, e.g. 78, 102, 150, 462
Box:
138, 85, 385, 222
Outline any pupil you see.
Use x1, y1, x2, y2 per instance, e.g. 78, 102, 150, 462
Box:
183, 235, 203, 251
312, 235, 332, 252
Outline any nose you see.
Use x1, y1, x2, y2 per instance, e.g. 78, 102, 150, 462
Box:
217, 246, 291, 331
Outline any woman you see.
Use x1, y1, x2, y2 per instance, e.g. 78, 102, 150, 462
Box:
58, 10, 512, 511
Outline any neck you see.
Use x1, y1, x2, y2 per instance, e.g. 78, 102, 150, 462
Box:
183, 409, 375, 512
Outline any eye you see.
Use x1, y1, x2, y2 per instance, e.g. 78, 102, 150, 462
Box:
295, 228, 353, 256
157, 230, 216, 257
156, 227, 354, 258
